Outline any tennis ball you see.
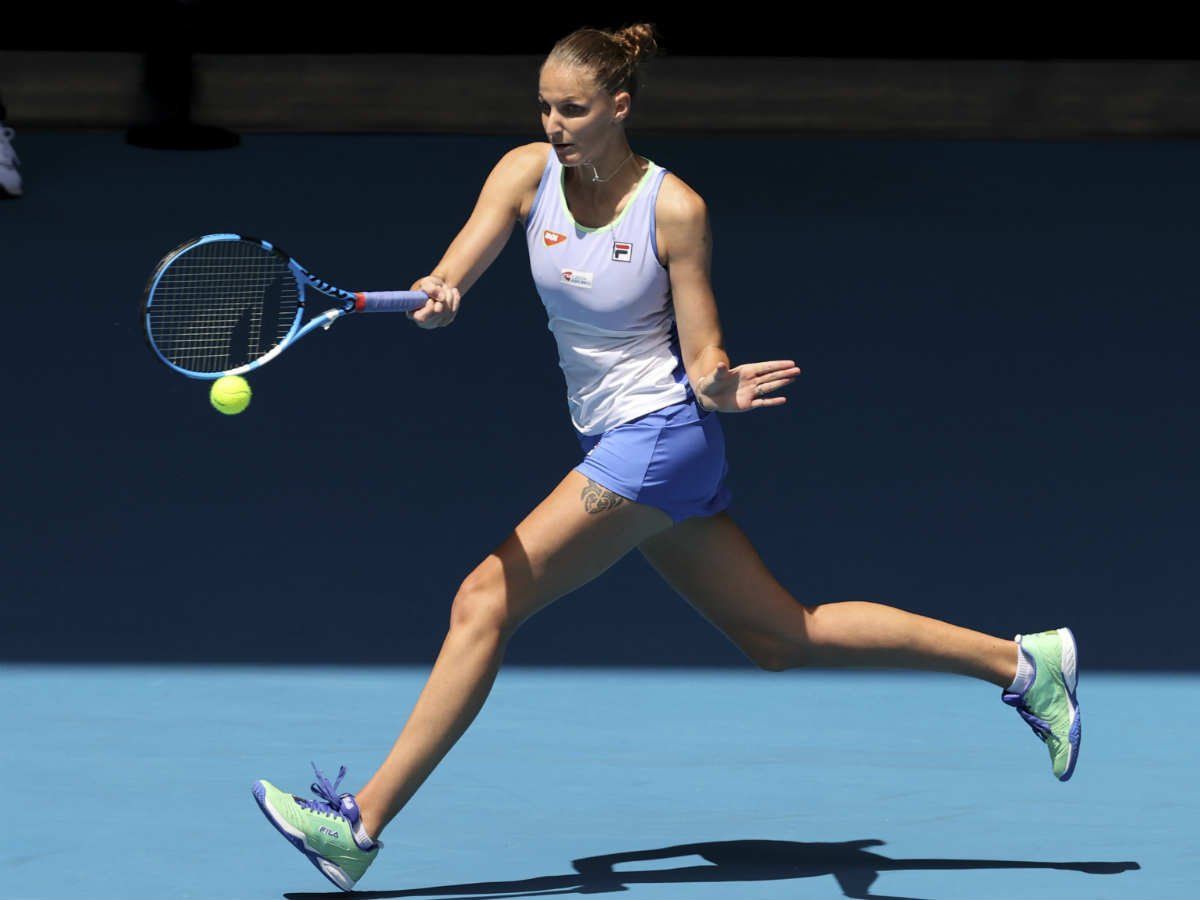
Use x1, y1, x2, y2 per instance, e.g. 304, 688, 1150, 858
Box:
210, 375, 252, 415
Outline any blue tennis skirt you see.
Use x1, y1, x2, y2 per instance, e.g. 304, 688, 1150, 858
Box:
573, 393, 732, 524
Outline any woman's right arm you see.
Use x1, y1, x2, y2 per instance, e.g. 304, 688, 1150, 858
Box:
407, 143, 548, 329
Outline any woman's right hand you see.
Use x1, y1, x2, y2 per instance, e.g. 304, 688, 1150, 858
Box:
407, 275, 461, 329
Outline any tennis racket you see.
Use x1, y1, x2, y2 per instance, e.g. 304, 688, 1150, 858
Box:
141, 233, 430, 379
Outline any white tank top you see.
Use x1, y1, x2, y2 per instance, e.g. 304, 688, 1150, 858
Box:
524, 144, 690, 435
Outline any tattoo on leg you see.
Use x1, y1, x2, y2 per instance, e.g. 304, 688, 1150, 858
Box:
581, 478, 627, 514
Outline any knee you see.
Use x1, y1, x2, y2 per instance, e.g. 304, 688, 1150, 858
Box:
740, 633, 797, 672
449, 562, 513, 637
748, 604, 817, 672
753, 644, 799, 672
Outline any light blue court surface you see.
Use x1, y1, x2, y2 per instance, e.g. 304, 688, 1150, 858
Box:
3, 666, 1185, 899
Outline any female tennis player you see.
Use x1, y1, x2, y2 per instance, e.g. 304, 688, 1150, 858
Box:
252, 24, 1081, 891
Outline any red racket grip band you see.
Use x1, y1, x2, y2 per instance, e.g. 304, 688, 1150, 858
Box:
354, 290, 429, 313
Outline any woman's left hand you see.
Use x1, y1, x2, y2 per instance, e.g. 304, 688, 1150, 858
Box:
695, 359, 802, 413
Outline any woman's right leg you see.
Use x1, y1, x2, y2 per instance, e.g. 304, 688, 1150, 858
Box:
353, 469, 673, 839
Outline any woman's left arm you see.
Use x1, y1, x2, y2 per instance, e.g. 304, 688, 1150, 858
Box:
661, 178, 801, 413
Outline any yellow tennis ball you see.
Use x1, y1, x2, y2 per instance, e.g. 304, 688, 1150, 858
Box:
210, 375, 252, 415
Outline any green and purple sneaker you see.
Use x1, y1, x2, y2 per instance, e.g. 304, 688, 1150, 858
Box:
1002, 628, 1081, 781
252, 762, 382, 891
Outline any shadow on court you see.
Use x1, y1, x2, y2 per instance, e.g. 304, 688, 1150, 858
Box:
283, 837, 1141, 900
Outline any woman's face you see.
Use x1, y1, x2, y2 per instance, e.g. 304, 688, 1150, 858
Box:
538, 62, 624, 167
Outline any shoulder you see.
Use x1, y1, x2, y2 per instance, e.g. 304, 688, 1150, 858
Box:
654, 170, 710, 262
656, 170, 708, 223
507, 141, 554, 172
495, 141, 552, 189
503, 143, 553, 223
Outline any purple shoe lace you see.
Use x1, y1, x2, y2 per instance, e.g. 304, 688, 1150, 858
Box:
1002, 690, 1053, 743
293, 762, 350, 817
1001, 640, 1054, 744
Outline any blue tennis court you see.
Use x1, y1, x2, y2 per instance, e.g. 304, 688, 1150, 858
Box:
2, 665, 1169, 898
3, 129, 1195, 898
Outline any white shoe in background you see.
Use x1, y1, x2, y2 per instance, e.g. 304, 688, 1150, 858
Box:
0, 125, 23, 198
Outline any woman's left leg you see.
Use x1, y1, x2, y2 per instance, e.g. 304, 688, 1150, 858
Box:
637, 512, 1018, 686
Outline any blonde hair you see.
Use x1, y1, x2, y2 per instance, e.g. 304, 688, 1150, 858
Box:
544, 23, 660, 112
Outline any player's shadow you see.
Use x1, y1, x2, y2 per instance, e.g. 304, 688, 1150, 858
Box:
283, 837, 1140, 900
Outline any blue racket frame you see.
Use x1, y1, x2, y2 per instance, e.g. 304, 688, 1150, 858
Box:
142, 233, 428, 380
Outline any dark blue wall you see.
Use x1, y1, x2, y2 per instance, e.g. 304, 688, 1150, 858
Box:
2, 133, 1195, 668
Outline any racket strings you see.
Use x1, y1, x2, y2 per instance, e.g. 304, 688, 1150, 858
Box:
147, 241, 300, 373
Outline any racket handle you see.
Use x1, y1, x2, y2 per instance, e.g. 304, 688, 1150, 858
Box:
355, 290, 429, 313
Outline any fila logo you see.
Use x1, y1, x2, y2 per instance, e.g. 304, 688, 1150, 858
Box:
319, 826, 340, 838
560, 269, 594, 289
612, 241, 632, 262
543, 230, 567, 247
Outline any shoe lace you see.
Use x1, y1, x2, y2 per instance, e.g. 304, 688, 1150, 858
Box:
1002, 691, 1052, 743
293, 761, 349, 818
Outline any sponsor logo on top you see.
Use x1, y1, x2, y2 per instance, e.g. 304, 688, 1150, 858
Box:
612, 241, 632, 262
543, 230, 567, 247
560, 269, 594, 289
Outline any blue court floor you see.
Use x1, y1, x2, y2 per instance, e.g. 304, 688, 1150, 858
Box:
2, 665, 1179, 899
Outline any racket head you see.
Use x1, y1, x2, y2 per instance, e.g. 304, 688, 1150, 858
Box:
141, 234, 307, 379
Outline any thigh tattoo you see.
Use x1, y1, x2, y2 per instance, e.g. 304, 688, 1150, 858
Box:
581, 478, 628, 514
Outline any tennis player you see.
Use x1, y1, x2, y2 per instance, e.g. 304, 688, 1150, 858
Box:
252, 24, 1081, 891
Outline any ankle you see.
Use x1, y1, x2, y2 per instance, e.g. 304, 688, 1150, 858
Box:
353, 792, 385, 842
1001, 639, 1030, 692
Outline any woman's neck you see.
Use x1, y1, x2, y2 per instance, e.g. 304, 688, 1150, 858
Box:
566, 146, 644, 199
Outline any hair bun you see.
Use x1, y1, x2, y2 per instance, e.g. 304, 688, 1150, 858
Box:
614, 23, 659, 65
